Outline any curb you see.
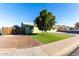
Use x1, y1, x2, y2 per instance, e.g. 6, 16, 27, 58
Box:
53, 43, 79, 56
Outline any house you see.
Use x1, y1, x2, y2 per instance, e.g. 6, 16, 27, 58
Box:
21, 22, 42, 34
33, 26, 42, 33
21, 22, 34, 34
21, 22, 54, 34
53, 25, 79, 34
1, 22, 56, 35
53, 25, 74, 32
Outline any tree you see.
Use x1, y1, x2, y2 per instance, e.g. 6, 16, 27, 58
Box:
34, 9, 56, 32
75, 22, 79, 28
11, 25, 22, 34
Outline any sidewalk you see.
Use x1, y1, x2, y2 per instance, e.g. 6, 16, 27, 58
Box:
0, 36, 79, 56
40, 36, 79, 56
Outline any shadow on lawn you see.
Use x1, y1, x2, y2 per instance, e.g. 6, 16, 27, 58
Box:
26, 33, 39, 36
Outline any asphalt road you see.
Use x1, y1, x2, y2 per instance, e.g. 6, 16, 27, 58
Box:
69, 47, 79, 56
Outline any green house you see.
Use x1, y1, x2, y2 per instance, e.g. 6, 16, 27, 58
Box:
21, 22, 34, 35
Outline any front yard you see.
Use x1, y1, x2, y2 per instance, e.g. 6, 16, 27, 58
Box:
32, 32, 72, 44
0, 33, 72, 48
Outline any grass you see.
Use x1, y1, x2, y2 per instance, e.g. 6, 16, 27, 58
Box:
32, 32, 72, 44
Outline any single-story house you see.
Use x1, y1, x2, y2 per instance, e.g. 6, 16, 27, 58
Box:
1, 22, 57, 35
21, 22, 55, 34
21, 22, 45, 34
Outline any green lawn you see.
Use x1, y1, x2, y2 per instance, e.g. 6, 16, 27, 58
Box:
32, 32, 72, 44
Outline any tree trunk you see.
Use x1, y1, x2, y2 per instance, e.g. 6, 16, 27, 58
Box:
42, 30, 43, 32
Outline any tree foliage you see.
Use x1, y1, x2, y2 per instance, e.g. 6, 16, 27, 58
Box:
34, 9, 56, 32
11, 25, 22, 34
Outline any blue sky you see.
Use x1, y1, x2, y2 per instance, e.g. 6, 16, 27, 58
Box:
0, 3, 79, 28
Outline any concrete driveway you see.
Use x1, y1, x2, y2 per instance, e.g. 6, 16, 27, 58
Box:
0, 35, 41, 49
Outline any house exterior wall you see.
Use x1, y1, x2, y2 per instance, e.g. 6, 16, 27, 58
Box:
33, 27, 42, 33
2, 27, 12, 35
24, 26, 32, 34
33, 27, 55, 33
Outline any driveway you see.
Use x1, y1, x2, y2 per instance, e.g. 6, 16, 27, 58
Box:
0, 35, 41, 49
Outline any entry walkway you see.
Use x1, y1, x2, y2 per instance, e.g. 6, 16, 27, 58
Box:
0, 36, 79, 56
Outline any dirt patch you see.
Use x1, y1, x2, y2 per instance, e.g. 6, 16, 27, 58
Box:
0, 35, 41, 49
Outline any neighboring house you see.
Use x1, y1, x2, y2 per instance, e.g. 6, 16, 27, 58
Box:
53, 25, 79, 32
53, 25, 73, 31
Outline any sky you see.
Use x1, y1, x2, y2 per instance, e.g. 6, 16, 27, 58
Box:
0, 3, 79, 28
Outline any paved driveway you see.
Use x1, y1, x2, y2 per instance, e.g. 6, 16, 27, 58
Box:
0, 35, 41, 49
